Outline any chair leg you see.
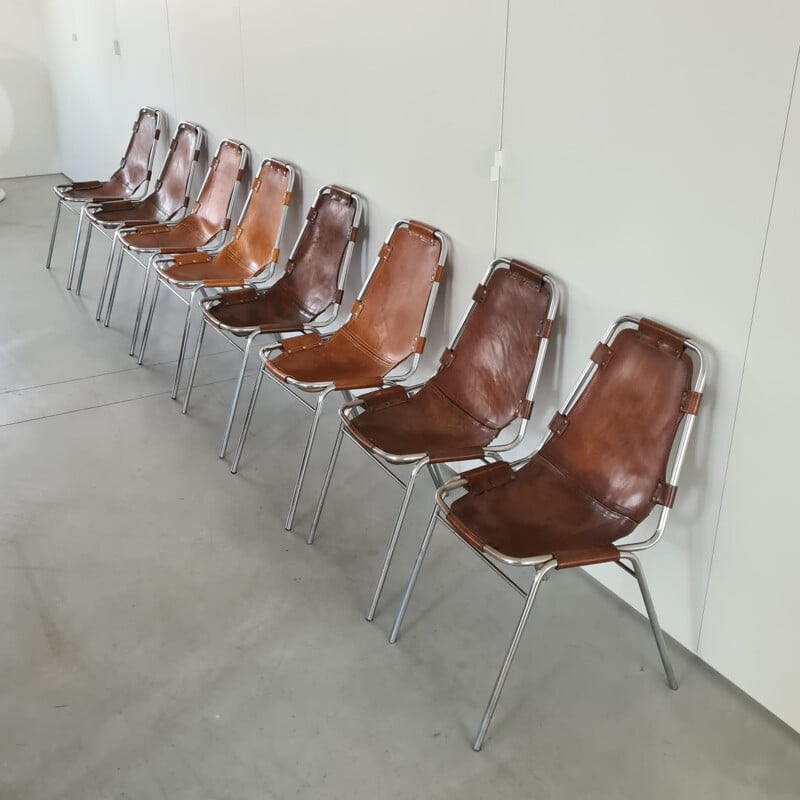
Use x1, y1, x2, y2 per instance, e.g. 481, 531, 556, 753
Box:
285, 386, 335, 532
389, 504, 439, 643
171, 287, 201, 400
45, 198, 62, 269
366, 460, 427, 622
622, 552, 678, 690
182, 316, 208, 414
66, 205, 86, 290
230, 366, 266, 474
128, 254, 154, 350
74, 218, 94, 296
306, 420, 346, 545
218, 332, 258, 457
137, 279, 161, 365
473, 560, 557, 751
95, 233, 118, 320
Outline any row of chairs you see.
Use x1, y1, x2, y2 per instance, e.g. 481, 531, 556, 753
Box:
45, 107, 709, 750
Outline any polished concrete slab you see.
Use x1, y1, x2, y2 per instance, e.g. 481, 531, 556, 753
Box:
1, 175, 799, 799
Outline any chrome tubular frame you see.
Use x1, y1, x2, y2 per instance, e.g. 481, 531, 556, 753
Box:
387, 315, 708, 750
53, 107, 163, 291
181, 186, 364, 462
228, 220, 449, 535
111, 138, 247, 359
137, 155, 290, 402
85, 122, 205, 310
305, 259, 560, 622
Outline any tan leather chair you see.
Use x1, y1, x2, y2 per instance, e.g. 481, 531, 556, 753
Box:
74, 122, 205, 314
389, 316, 707, 750
306, 258, 559, 622
45, 107, 162, 290
181, 185, 363, 460
136, 157, 295, 400
230, 220, 449, 533
109, 138, 248, 358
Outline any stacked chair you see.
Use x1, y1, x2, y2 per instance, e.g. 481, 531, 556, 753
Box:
78, 121, 205, 309
181, 184, 363, 458
136, 157, 295, 400
44, 107, 710, 752
46, 106, 162, 289
308, 258, 559, 623
111, 138, 248, 357
229, 219, 448, 533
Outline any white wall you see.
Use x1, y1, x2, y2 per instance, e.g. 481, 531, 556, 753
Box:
33, 0, 800, 732
0, 0, 58, 177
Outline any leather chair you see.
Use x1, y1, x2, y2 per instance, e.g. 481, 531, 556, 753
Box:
388, 316, 707, 750
229, 219, 449, 533
136, 157, 296, 400
45, 107, 162, 290
307, 258, 559, 623
180, 185, 363, 459
110, 139, 248, 358
73, 122, 205, 312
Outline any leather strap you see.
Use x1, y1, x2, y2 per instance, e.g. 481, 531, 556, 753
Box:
334, 376, 384, 391
429, 446, 488, 464
591, 342, 614, 367
281, 331, 322, 354
554, 545, 620, 570
680, 390, 703, 415
549, 412, 569, 436
508, 259, 544, 289
652, 481, 678, 507
638, 318, 686, 356
461, 461, 515, 495
359, 385, 409, 411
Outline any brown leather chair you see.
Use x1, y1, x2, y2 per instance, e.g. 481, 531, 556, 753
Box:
45, 107, 162, 290
229, 219, 449, 533
306, 258, 559, 623
180, 185, 363, 460
388, 315, 708, 750
74, 122, 205, 314
110, 138, 248, 358
137, 157, 296, 401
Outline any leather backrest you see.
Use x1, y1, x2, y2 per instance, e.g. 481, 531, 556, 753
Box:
221, 159, 290, 274
114, 108, 158, 192
193, 140, 244, 230
277, 188, 356, 316
345, 221, 443, 364
150, 123, 200, 218
541, 319, 694, 522
432, 263, 551, 431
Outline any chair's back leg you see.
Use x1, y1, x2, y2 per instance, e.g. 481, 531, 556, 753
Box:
128, 253, 153, 349
622, 552, 678, 690
389, 504, 439, 643
45, 199, 62, 269
137, 278, 161, 365
96, 233, 118, 321
171, 286, 203, 399
473, 559, 557, 751
104, 244, 126, 328
307, 420, 346, 545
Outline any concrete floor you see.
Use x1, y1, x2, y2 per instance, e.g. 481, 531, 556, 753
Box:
1, 174, 799, 800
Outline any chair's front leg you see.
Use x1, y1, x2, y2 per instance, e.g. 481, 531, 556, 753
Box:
66, 204, 86, 290
306, 420, 346, 545
285, 386, 336, 532
96, 232, 118, 321
622, 552, 678, 690
182, 316, 208, 414
128, 253, 154, 349
366, 458, 428, 622
45, 198, 62, 269
74, 218, 95, 296
389, 504, 439, 644
473, 559, 557, 751
137, 278, 161, 365
230, 366, 266, 474
218, 330, 260, 458
171, 286, 203, 400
